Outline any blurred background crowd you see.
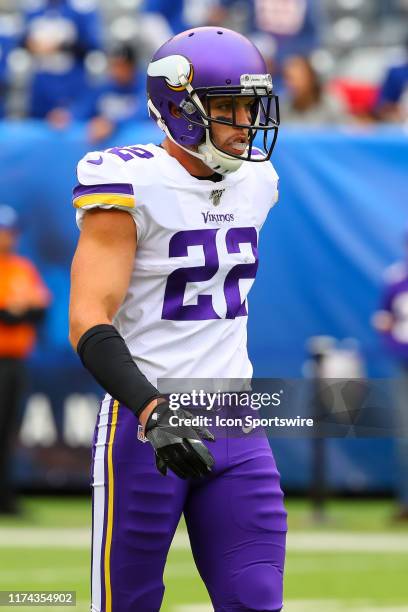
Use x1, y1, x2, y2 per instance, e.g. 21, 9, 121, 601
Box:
0, 0, 407, 140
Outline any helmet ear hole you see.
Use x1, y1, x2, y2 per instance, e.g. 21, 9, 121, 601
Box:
169, 102, 182, 118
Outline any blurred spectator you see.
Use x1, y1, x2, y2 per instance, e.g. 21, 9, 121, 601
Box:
208, 0, 322, 65
373, 259, 408, 522
49, 44, 148, 142
0, 22, 19, 118
376, 39, 408, 123
280, 55, 349, 124
21, 0, 102, 119
142, 0, 189, 35
0, 205, 50, 514
134, 0, 182, 60
329, 79, 379, 124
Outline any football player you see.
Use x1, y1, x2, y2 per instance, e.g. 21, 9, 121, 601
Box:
69, 26, 287, 612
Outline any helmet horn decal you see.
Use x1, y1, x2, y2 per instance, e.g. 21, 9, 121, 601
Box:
147, 55, 193, 91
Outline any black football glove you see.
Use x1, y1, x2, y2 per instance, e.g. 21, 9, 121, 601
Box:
144, 401, 215, 479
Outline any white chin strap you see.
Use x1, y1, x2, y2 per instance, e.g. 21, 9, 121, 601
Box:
197, 135, 245, 175
147, 73, 246, 175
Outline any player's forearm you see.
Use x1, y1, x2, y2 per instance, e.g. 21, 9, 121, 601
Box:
75, 323, 162, 417
70, 300, 162, 423
68, 308, 111, 350
69, 283, 126, 349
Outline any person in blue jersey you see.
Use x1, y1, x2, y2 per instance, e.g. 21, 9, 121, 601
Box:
45, 44, 148, 140
208, 0, 321, 63
142, 0, 189, 35
376, 38, 408, 123
0, 30, 18, 118
21, 0, 102, 119
72, 44, 148, 143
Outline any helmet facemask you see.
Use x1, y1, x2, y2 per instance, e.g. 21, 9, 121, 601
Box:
148, 71, 279, 174
175, 74, 279, 173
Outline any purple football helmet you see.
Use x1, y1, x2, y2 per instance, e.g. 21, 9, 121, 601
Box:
147, 27, 279, 174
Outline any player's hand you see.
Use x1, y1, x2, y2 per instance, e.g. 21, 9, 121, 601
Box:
144, 401, 215, 479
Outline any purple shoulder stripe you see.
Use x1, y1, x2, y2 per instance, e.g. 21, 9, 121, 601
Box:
73, 183, 134, 198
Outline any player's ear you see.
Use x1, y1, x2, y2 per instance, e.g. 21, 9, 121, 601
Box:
169, 103, 182, 119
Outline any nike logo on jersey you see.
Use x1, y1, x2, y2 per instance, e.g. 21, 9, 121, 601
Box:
87, 156, 103, 165
202, 211, 235, 224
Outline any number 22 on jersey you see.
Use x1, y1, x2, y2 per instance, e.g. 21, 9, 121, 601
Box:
162, 227, 258, 321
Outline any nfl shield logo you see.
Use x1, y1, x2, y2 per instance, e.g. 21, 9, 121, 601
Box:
209, 189, 225, 207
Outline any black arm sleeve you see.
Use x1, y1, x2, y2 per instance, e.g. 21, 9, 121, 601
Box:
77, 324, 161, 417
0, 307, 47, 326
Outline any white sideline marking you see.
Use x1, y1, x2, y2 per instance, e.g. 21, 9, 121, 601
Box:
0, 566, 87, 581
175, 602, 408, 612
284, 603, 408, 612
0, 527, 91, 548
281, 602, 408, 612
16, 603, 89, 612
175, 606, 211, 612
287, 532, 408, 552
2, 528, 408, 552
8, 600, 406, 612
285, 603, 408, 612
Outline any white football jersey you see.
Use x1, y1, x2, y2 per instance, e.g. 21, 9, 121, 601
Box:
74, 143, 278, 386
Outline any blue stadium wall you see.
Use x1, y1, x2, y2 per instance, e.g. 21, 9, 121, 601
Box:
0, 121, 405, 493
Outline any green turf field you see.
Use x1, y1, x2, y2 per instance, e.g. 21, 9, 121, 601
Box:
0, 497, 407, 611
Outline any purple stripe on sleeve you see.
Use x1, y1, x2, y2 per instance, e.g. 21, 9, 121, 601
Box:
73, 183, 134, 198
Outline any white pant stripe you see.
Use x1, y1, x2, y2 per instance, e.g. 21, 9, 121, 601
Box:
91, 396, 112, 612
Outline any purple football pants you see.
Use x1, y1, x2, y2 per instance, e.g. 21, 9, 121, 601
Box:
91, 397, 287, 612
